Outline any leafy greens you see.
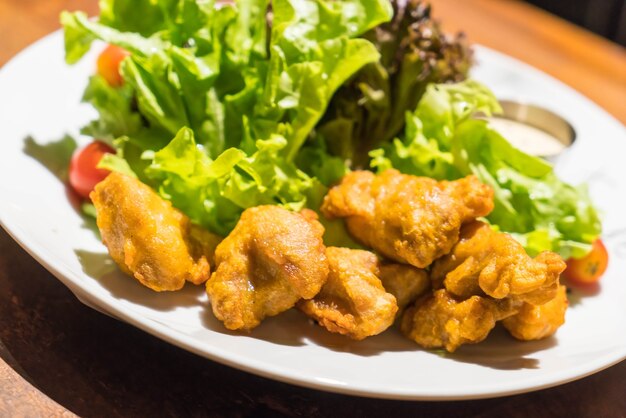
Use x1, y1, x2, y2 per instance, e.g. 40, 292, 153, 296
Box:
315, 0, 473, 167
62, 0, 392, 235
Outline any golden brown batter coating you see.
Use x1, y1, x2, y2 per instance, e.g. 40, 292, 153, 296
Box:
378, 263, 430, 314
321, 169, 494, 268
503, 285, 568, 341
400, 289, 500, 352
431, 222, 566, 305
91, 172, 217, 292
206, 206, 329, 331
298, 247, 399, 340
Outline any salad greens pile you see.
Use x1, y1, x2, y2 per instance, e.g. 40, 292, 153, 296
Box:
63, 0, 392, 235
317, 0, 472, 167
62, 0, 601, 258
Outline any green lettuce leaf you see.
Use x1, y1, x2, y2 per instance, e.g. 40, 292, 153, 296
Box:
99, 0, 216, 41
60, 11, 167, 64
98, 0, 173, 37
80, 75, 143, 141
143, 127, 318, 235
296, 136, 349, 186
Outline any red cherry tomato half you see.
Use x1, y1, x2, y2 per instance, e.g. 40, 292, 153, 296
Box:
97, 44, 130, 87
563, 239, 609, 285
69, 141, 115, 199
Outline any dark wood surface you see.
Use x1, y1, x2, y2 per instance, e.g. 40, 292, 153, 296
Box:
1, 1, 625, 417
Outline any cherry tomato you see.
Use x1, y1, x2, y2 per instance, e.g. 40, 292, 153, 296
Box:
69, 141, 115, 199
563, 239, 609, 285
97, 44, 130, 87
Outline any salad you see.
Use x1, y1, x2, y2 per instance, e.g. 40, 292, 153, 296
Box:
61, 0, 602, 271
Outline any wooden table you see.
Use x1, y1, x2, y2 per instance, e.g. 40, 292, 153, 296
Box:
1, 1, 625, 416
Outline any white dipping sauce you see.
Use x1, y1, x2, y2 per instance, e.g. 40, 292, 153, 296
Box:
487, 117, 567, 157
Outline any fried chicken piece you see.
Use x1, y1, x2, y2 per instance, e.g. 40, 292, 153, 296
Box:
503, 285, 568, 341
400, 289, 499, 352
431, 222, 566, 305
401, 287, 525, 352
298, 247, 399, 340
321, 169, 494, 268
206, 206, 328, 331
91, 172, 218, 292
402, 221, 566, 352
378, 263, 430, 314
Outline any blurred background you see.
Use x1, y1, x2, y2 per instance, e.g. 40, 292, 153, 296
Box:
525, 0, 626, 46
1, 0, 625, 55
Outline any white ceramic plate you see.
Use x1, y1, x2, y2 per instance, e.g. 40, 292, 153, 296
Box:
1, 31, 625, 401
